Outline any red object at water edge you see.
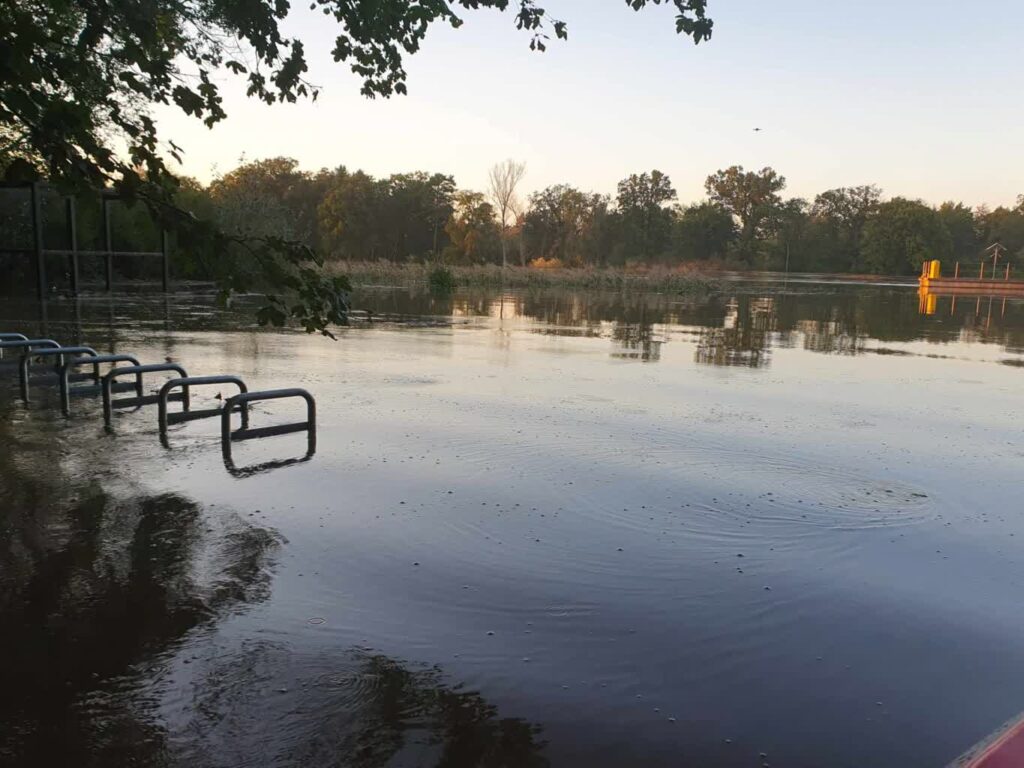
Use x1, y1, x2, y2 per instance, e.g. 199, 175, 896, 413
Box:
952, 714, 1024, 768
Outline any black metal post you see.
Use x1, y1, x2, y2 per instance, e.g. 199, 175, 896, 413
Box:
30, 182, 46, 302
66, 196, 79, 295
102, 197, 113, 292
161, 229, 169, 292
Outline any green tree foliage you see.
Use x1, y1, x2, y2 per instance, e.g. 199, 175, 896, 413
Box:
761, 198, 810, 270
616, 170, 677, 261
318, 169, 383, 259
380, 172, 456, 260
861, 198, 952, 275
936, 202, 981, 261
208, 157, 334, 247
316, 170, 455, 261
523, 185, 610, 266
444, 192, 501, 265
809, 185, 881, 271
704, 166, 786, 259
1, 0, 713, 330
978, 205, 1024, 260
672, 202, 736, 261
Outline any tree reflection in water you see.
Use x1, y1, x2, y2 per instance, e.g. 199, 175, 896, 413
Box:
0, 416, 546, 768
176, 645, 548, 768
0, 420, 282, 765
695, 296, 775, 367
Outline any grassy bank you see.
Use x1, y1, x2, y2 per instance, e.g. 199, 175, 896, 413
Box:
329, 261, 719, 293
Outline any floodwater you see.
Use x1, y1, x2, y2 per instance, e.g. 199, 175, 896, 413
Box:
1, 282, 1023, 768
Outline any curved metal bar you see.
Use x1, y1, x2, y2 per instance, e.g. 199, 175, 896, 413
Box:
59, 354, 141, 415
220, 388, 317, 467
0, 333, 28, 360
0, 338, 60, 352
102, 363, 188, 426
158, 375, 249, 435
19, 346, 97, 402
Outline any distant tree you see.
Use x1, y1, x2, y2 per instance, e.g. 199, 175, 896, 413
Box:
318, 170, 384, 259
523, 185, 607, 266
978, 204, 1024, 260
762, 198, 812, 271
937, 202, 981, 262
488, 160, 528, 268
580, 197, 617, 268
861, 198, 952, 275
208, 157, 322, 246
810, 185, 881, 271
2, 0, 713, 330
445, 191, 501, 265
671, 202, 736, 262
705, 166, 786, 259
379, 172, 456, 260
616, 170, 677, 261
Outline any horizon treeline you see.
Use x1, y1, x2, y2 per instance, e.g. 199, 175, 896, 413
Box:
12, 156, 1024, 277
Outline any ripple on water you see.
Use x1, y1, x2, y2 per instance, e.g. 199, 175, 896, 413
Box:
647, 446, 936, 533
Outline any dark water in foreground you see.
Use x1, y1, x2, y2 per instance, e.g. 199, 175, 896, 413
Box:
1, 283, 1023, 768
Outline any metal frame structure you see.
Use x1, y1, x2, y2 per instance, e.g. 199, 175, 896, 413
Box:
3, 329, 318, 476
19, 345, 97, 401
0, 333, 28, 360
158, 375, 249, 435
59, 354, 141, 414
102, 363, 188, 426
220, 388, 317, 465
0, 338, 59, 357
1, 339, 62, 380
0, 182, 171, 299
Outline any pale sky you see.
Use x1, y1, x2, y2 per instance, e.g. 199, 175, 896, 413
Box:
155, 0, 1024, 208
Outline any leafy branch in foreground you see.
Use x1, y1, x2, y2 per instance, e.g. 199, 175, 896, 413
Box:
0, 0, 713, 332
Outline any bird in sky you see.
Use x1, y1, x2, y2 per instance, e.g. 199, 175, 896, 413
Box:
753, 127, 763, 132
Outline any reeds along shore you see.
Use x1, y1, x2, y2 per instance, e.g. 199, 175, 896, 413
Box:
327, 261, 719, 293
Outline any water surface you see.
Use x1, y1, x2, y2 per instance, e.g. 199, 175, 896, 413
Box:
2, 283, 1023, 767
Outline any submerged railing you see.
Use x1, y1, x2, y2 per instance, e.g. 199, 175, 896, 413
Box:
0, 330, 316, 476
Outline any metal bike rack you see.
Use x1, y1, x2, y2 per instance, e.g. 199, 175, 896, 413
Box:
220, 388, 316, 467
1, 332, 319, 475
1, 340, 62, 388
0, 333, 28, 360
0, 338, 60, 365
3, 339, 65, 379
102, 363, 188, 426
19, 346, 97, 402
59, 354, 141, 415
158, 375, 249, 435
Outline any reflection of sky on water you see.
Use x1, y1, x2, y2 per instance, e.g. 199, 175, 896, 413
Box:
1, 282, 1023, 767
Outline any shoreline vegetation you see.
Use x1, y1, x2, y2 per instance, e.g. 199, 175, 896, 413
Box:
6, 157, 1019, 305
332, 261, 719, 293
330, 261, 918, 294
